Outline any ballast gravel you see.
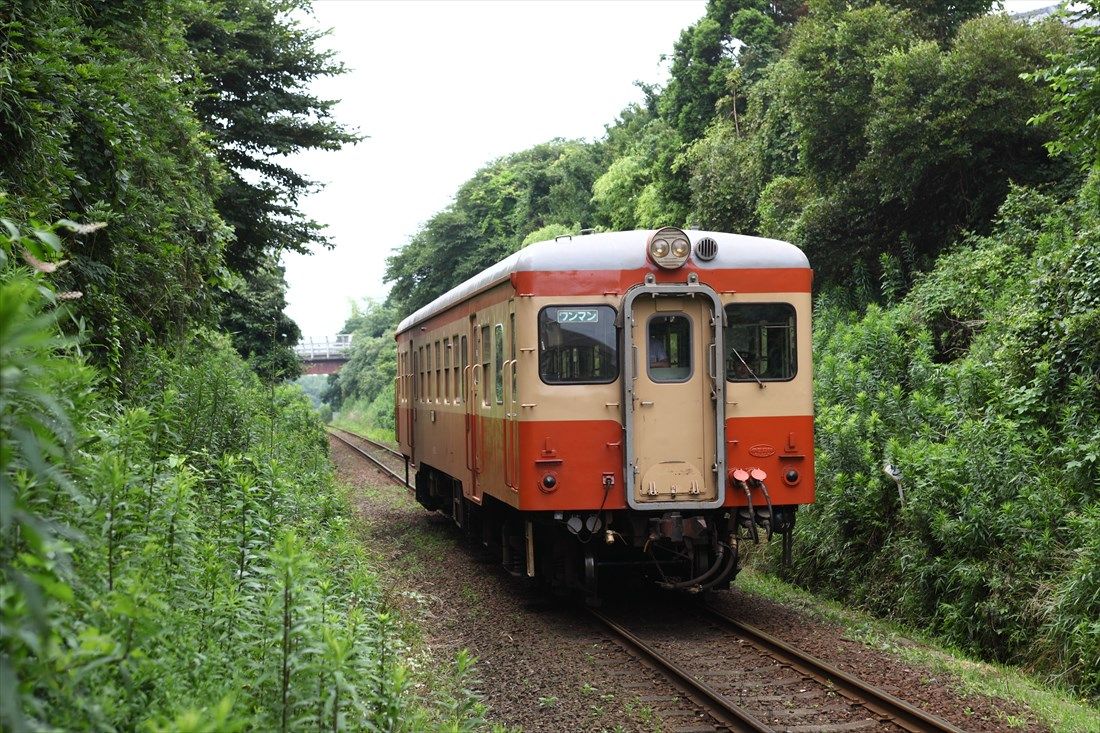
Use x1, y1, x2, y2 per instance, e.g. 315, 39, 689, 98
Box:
329, 435, 1050, 733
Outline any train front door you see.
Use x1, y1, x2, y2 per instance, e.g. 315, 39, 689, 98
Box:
624, 287, 726, 509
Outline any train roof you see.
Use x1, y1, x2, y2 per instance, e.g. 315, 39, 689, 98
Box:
396, 229, 808, 334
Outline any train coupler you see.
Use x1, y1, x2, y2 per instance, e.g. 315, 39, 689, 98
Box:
647, 512, 707, 543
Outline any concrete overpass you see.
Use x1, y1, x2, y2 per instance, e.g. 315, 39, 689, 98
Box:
295, 335, 352, 375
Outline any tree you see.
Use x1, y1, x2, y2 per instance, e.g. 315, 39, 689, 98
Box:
185, 0, 359, 376
1026, 1, 1100, 170
384, 140, 603, 316
218, 255, 302, 380
779, 7, 1072, 291
1, 0, 231, 375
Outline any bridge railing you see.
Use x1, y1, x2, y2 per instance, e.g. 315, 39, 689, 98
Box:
294, 334, 354, 361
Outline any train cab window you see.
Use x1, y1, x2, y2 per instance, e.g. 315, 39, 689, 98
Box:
724, 303, 797, 382
538, 305, 618, 384
460, 335, 468, 402
494, 324, 504, 404
480, 325, 490, 407
647, 314, 692, 383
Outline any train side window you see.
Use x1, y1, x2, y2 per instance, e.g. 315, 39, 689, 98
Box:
412, 350, 418, 403
494, 324, 504, 404
453, 334, 460, 401
538, 305, 618, 384
480, 325, 490, 407
434, 340, 441, 402
417, 347, 424, 401
647, 314, 692, 383
443, 337, 451, 401
460, 335, 468, 402
724, 303, 797, 382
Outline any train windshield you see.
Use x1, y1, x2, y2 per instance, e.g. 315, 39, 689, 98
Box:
539, 305, 619, 384
724, 303, 796, 382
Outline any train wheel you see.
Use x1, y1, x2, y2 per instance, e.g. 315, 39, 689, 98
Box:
584, 549, 600, 606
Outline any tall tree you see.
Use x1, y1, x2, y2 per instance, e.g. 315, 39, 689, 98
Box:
185, 0, 359, 378
1, 0, 231, 373
384, 140, 604, 316
1026, 1, 1100, 170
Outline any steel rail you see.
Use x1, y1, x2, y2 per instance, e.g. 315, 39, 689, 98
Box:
699, 605, 966, 733
326, 428, 411, 489
328, 426, 403, 460
587, 608, 772, 733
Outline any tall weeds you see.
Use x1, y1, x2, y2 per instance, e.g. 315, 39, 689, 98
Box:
1, 221, 484, 729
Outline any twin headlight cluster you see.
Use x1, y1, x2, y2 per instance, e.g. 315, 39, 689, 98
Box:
647, 226, 715, 269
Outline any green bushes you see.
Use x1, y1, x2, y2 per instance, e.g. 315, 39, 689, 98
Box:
1, 223, 481, 729
792, 178, 1100, 697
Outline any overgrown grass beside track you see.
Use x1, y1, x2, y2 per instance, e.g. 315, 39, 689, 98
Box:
331, 393, 398, 447
1, 229, 480, 730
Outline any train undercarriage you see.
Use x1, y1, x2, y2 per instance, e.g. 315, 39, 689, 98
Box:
414, 462, 796, 604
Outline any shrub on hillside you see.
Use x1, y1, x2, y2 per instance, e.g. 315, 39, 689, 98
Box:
791, 178, 1100, 697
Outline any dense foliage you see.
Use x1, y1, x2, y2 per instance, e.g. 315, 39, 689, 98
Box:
0, 0, 354, 380
333, 0, 1099, 697
1, 0, 231, 365
800, 175, 1099, 696
1, 223, 481, 731
1, 0, 481, 728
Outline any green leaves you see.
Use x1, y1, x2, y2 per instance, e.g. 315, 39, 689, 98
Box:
1024, 2, 1100, 170
798, 177, 1100, 697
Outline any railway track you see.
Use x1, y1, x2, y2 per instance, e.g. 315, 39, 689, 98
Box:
329, 425, 965, 733
326, 426, 411, 488
590, 603, 966, 733
588, 607, 773, 732
697, 605, 964, 733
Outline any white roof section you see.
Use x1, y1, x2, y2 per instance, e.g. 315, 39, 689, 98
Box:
396, 229, 809, 333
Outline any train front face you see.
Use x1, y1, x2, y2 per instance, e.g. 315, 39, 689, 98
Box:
533, 227, 814, 593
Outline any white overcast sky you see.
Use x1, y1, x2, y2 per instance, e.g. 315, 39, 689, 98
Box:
283, 0, 1058, 341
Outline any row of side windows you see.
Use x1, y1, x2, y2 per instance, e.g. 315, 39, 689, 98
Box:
411, 334, 467, 404
407, 318, 516, 408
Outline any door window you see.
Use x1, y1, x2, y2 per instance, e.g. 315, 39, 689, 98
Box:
480, 325, 490, 406
647, 314, 692, 383
459, 335, 468, 402
494, 324, 505, 405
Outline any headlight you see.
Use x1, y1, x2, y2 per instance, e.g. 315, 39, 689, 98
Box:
648, 227, 691, 269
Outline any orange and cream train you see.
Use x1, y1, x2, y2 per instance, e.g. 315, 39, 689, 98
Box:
395, 227, 813, 600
